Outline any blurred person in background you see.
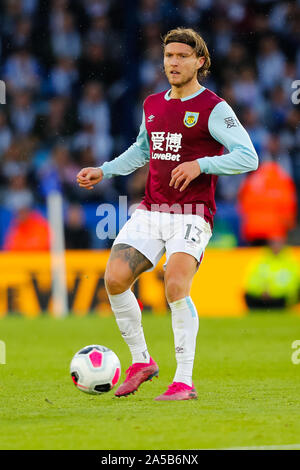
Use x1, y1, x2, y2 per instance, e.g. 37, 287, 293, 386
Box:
2, 15, 34, 53
64, 204, 91, 249
232, 66, 263, 110
48, 57, 79, 98
211, 15, 234, 59
0, 111, 12, 157
78, 41, 119, 87
240, 107, 269, 156
178, 0, 204, 28
238, 160, 297, 246
83, 0, 110, 18
49, 0, 71, 34
244, 236, 300, 310
138, 0, 163, 25
3, 197, 50, 251
1, 13, 33, 56
256, 35, 286, 93
260, 133, 293, 177
263, 84, 291, 133
50, 11, 82, 60
218, 42, 249, 84
1, 138, 36, 184
9, 89, 36, 137
72, 122, 113, 167
3, 45, 41, 95
37, 143, 80, 201
139, 42, 168, 90
1, 171, 34, 212
127, 165, 149, 206
280, 108, 300, 204
83, 13, 122, 63
33, 96, 78, 147
78, 81, 111, 137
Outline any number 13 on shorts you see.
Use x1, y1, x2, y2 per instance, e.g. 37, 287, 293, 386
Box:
184, 224, 203, 244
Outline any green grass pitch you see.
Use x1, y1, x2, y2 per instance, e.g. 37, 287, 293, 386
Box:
0, 313, 300, 450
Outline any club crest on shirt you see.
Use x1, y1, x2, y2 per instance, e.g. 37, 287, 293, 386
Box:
183, 111, 199, 128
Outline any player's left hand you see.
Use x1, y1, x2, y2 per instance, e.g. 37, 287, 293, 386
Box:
169, 161, 201, 192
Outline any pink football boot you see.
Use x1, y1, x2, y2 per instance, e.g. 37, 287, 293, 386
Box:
155, 382, 197, 401
114, 357, 159, 397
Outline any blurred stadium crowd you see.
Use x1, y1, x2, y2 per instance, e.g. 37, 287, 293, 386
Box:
0, 0, 299, 250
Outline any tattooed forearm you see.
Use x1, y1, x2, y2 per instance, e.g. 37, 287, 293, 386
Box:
110, 244, 152, 276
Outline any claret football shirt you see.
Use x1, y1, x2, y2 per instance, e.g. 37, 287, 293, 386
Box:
100, 86, 258, 228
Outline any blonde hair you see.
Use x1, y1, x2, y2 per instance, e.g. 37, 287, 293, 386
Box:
162, 27, 211, 79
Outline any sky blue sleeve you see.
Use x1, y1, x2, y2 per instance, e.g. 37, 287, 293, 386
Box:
99, 110, 150, 179
198, 101, 259, 175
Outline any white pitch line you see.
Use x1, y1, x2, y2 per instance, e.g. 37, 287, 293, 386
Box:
222, 443, 300, 450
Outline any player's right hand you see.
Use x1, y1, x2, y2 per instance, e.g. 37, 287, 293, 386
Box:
76, 167, 103, 190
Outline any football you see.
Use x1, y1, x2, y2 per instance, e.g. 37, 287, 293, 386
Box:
70, 345, 121, 394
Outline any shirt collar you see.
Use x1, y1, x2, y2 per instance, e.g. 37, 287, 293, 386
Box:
164, 87, 206, 102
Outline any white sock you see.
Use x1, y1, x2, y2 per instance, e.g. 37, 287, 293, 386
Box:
108, 289, 150, 364
169, 296, 199, 387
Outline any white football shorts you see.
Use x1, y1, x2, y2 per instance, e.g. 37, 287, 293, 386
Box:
112, 209, 212, 271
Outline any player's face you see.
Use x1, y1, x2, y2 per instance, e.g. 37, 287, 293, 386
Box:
164, 42, 204, 87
